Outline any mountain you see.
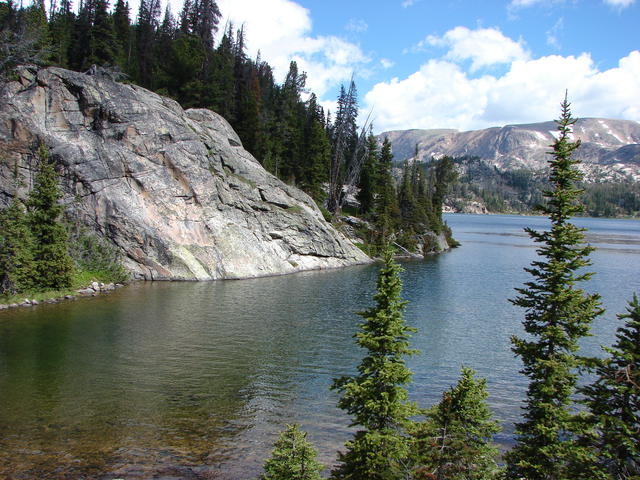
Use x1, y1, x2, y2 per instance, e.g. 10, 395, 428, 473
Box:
380, 118, 640, 182
0, 66, 369, 280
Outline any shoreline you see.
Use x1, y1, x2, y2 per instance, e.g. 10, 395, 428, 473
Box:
0, 281, 126, 311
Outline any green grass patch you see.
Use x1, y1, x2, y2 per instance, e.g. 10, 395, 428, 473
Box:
0, 267, 125, 305
286, 205, 303, 214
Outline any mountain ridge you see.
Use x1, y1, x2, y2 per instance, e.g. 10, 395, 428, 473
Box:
380, 117, 640, 182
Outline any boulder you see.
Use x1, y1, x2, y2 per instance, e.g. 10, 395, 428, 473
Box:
0, 66, 370, 280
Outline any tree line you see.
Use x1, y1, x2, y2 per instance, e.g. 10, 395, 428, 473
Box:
258, 99, 639, 480
447, 157, 640, 218
0, 0, 459, 255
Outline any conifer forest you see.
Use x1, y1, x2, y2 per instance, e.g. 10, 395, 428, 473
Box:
0, 0, 638, 479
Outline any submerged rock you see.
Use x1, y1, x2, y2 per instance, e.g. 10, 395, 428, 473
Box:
0, 66, 370, 280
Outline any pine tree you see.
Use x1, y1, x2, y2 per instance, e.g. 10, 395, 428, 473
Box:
112, 0, 131, 69
577, 294, 640, 479
49, 0, 75, 68
261, 424, 324, 480
27, 144, 73, 290
0, 198, 35, 294
331, 247, 417, 480
374, 138, 399, 244
410, 367, 502, 480
300, 94, 330, 201
356, 131, 379, 216
88, 0, 118, 66
428, 156, 457, 233
328, 81, 358, 213
506, 96, 604, 480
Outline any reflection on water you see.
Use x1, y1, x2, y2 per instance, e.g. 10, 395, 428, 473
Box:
1, 214, 639, 478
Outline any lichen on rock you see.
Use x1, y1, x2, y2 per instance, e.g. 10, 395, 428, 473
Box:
0, 66, 370, 280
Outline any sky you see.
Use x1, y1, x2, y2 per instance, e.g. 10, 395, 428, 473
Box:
156, 0, 638, 133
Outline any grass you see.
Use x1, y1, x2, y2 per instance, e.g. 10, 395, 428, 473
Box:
0, 268, 126, 305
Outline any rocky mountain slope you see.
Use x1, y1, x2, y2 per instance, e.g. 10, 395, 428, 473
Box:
0, 66, 369, 280
381, 118, 640, 182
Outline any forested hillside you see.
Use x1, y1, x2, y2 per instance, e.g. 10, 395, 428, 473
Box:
446, 156, 640, 217
0, 0, 459, 254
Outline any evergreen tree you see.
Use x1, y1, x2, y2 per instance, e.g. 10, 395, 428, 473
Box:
88, 0, 118, 66
428, 156, 457, 232
577, 294, 640, 479
300, 94, 330, 201
49, 0, 75, 68
356, 131, 378, 216
328, 81, 358, 213
331, 247, 417, 480
27, 144, 73, 290
506, 96, 604, 480
0, 198, 35, 294
68, 0, 93, 70
374, 138, 399, 244
410, 367, 502, 480
260, 424, 324, 480
133, 0, 160, 87
112, 0, 131, 69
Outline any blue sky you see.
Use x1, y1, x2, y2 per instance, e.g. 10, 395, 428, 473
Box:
168, 0, 640, 132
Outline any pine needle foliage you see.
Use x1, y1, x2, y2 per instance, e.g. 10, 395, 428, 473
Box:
578, 294, 640, 480
0, 197, 35, 294
331, 246, 418, 480
411, 367, 502, 480
506, 96, 604, 480
27, 143, 73, 290
260, 424, 323, 480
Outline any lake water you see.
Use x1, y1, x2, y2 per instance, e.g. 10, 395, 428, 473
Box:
1, 214, 639, 479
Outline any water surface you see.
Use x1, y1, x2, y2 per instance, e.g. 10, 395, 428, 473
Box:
1, 214, 639, 479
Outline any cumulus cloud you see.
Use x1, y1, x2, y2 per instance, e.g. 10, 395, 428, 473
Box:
215, 0, 369, 98
364, 47, 640, 132
425, 26, 530, 71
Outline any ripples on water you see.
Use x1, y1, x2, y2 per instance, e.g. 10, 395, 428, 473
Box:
0, 214, 639, 478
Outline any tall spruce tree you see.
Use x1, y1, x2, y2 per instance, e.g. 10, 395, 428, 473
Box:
331, 247, 417, 480
27, 144, 73, 290
577, 294, 640, 480
88, 0, 118, 66
260, 424, 324, 480
374, 138, 399, 244
0, 198, 35, 294
506, 96, 604, 480
356, 131, 379, 216
410, 367, 502, 480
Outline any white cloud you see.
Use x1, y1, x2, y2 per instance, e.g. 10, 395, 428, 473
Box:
509, 0, 635, 9
380, 59, 395, 69
365, 49, 640, 133
423, 27, 530, 71
603, 0, 635, 8
546, 18, 564, 49
402, 0, 417, 7
216, 0, 369, 98
508, 0, 564, 8
345, 18, 368, 33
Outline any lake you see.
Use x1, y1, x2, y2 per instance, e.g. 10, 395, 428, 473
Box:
1, 213, 639, 479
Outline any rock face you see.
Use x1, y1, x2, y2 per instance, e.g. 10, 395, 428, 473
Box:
0, 66, 370, 280
381, 118, 640, 182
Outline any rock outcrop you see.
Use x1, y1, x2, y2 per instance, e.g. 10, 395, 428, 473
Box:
0, 66, 370, 280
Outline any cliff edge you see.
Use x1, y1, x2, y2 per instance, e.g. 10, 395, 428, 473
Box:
0, 66, 370, 280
